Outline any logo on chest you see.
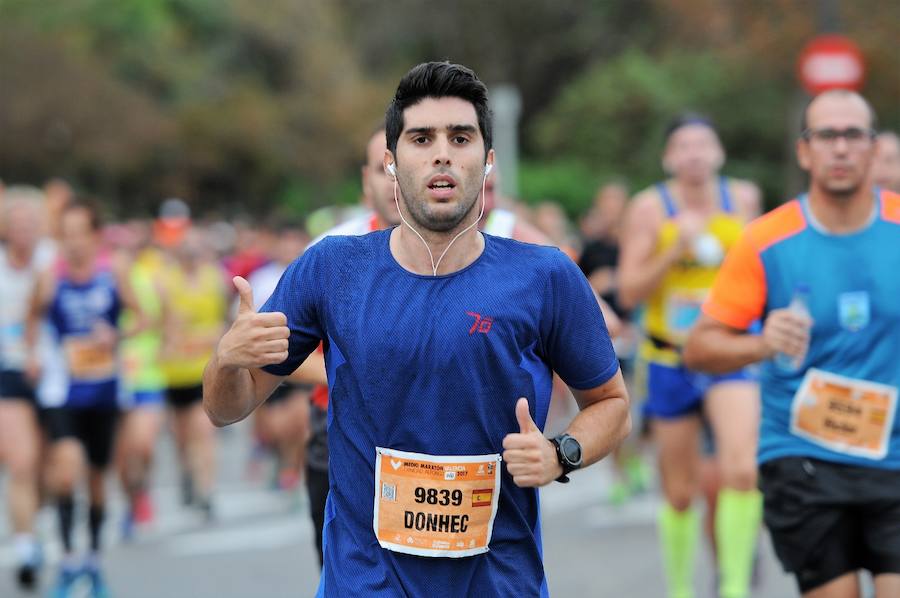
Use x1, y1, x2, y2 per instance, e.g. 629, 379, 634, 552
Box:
838, 291, 870, 332
465, 311, 494, 335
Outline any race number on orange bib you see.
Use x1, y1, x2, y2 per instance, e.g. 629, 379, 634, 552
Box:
373, 447, 501, 558
64, 337, 116, 381
791, 368, 898, 460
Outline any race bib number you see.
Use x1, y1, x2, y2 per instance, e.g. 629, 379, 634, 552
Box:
665, 289, 707, 340
790, 368, 898, 460
64, 336, 116, 381
373, 447, 501, 558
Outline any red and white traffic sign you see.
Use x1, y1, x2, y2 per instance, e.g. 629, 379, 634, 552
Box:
797, 35, 865, 96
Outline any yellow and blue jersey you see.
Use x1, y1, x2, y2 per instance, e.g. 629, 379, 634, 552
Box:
641, 177, 745, 365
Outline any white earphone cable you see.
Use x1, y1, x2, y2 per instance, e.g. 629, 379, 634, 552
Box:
393, 170, 487, 277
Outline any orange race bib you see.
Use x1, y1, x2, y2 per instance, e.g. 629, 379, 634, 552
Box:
64, 336, 116, 381
373, 447, 501, 558
791, 368, 898, 460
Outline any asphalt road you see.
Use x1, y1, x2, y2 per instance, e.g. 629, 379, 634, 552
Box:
0, 416, 801, 598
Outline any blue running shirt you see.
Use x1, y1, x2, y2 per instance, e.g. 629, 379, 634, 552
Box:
262, 229, 618, 597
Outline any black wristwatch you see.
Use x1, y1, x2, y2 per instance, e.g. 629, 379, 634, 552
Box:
550, 433, 583, 483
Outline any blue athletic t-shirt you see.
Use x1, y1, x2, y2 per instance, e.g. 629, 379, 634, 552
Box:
262, 229, 618, 597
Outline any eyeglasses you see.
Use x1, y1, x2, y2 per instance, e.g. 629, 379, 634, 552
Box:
801, 127, 877, 146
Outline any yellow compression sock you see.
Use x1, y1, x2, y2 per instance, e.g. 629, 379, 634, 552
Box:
715, 488, 763, 598
659, 502, 699, 598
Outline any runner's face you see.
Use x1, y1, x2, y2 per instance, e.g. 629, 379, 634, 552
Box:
60, 208, 98, 264
389, 97, 493, 233
362, 131, 400, 226
798, 95, 876, 198
663, 125, 723, 184
276, 230, 307, 264
5, 204, 42, 253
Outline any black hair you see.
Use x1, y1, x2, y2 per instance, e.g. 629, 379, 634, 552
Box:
385, 61, 493, 159
800, 89, 878, 133
664, 112, 719, 142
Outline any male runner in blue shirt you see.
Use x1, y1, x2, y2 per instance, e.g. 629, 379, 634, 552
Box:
204, 61, 630, 597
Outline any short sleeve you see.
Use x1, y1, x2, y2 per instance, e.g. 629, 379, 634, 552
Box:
541, 253, 619, 390
702, 230, 766, 330
260, 244, 326, 376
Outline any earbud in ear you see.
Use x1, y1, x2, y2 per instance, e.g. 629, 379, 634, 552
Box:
484, 163, 493, 176
387, 163, 396, 177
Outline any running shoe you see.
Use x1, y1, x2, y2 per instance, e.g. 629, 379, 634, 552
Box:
84, 560, 111, 598
16, 562, 38, 590
50, 565, 81, 598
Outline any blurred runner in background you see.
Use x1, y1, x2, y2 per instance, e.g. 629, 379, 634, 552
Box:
0, 186, 54, 590
618, 114, 761, 598
116, 219, 168, 538
159, 226, 226, 521
872, 131, 900, 193
27, 200, 144, 598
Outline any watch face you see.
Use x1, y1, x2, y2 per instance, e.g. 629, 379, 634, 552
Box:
561, 437, 582, 465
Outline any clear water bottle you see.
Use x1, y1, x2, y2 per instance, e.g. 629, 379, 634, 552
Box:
775, 284, 812, 371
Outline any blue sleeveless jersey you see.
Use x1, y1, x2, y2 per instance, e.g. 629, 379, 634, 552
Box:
43, 265, 122, 409
262, 230, 618, 597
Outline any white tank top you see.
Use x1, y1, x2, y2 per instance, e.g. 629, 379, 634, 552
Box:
0, 241, 55, 370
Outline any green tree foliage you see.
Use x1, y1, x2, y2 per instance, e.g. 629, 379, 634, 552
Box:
529, 50, 792, 209
0, 0, 896, 219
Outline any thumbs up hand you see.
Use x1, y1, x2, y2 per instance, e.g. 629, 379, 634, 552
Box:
216, 276, 291, 370
502, 398, 562, 488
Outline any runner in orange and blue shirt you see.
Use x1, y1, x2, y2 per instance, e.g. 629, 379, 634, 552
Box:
686, 90, 900, 597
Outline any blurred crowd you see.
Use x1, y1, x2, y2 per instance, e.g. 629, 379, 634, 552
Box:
0, 116, 899, 597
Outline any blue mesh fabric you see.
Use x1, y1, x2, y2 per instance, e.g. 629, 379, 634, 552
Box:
262, 230, 618, 596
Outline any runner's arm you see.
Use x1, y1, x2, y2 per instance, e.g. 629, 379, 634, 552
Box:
112, 257, 148, 338
203, 276, 293, 426
731, 179, 763, 223
24, 269, 53, 353
202, 358, 284, 426
595, 292, 621, 339
23, 269, 54, 380
616, 191, 681, 309
567, 369, 631, 468
287, 351, 328, 387
683, 315, 769, 373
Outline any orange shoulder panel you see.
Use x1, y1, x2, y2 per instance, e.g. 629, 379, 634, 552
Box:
745, 199, 807, 253
702, 199, 807, 330
881, 190, 900, 224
